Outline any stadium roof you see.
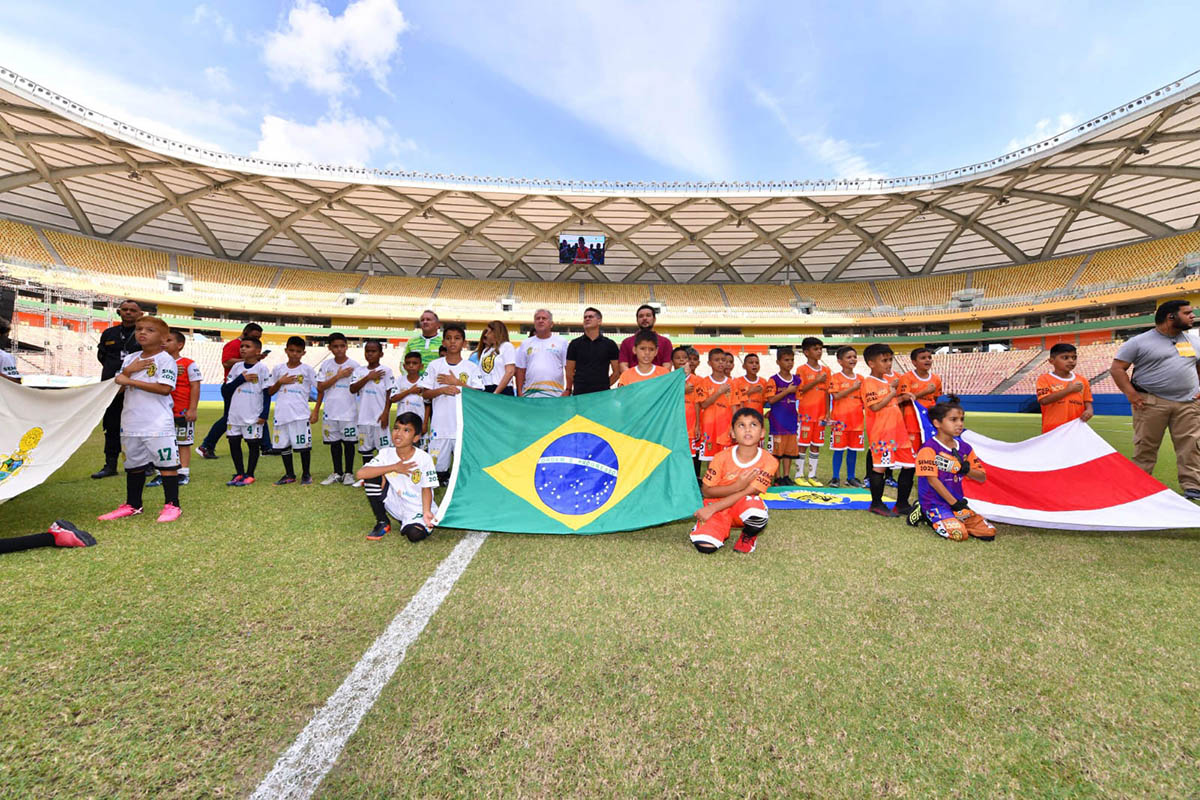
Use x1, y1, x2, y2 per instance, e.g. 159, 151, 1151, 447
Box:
1, 65, 1199, 285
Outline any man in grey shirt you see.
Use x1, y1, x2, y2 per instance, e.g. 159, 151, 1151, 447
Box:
1110, 299, 1200, 499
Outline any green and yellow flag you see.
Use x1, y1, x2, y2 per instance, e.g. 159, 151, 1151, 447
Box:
437, 370, 701, 534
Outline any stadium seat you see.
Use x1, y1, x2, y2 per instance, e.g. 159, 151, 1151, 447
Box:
874, 273, 967, 309
1078, 232, 1200, 287
0, 219, 53, 264
652, 284, 726, 313
972, 255, 1084, 301
719, 283, 792, 312
791, 281, 875, 312
45, 230, 166, 282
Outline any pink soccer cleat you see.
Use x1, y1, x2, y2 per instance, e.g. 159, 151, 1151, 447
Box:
98, 504, 142, 521
156, 504, 182, 523
48, 520, 97, 547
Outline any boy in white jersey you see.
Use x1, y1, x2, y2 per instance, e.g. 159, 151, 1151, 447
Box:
350, 340, 395, 481
313, 332, 361, 485
225, 338, 272, 486
98, 317, 182, 523
420, 322, 484, 482
387, 351, 427, 433
148, 331, 202, 488
268, 335, 317, 485
356, 412, 440, 541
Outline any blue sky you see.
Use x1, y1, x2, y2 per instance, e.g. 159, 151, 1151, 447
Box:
0, 0, 1196, 182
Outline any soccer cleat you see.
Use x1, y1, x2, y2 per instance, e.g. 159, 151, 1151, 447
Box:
300, 475, 314, 485
846, 478, 864, 488
793, 476, 813, 487
49, 520, 96, 547
885, 476, 899, 488
807, 476, 823, 487
827, 478, 841, 488
240, 476, 256, 486
226, 474, 244, 486
179, 474, 190, 486
320, 473, 343, 486
197, 446, 219, 460
156, 504, 182, 523
366, 521, 390, 540
98, 504, 142, 521
90, 465, 118, 479
274, 476, 297, 486
1185, 488, 1200, 501
732, 528, 758, 554
146, 473, 163, 488
868, 503, 899, 518
892, 503, 915, 517
342, 473, 356, 486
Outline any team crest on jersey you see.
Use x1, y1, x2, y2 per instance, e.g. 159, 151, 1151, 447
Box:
146, 363, 157, 377
459, 372, 469, 383
410, 469, 421, 485
481, 353, 495, 373
0, 427, 43, 485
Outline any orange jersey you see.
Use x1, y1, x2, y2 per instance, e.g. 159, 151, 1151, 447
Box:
617, 364, 669, 387
795, 363, 832, 418
732, 375, 769, 414
702, 446, 778, 495
828, 371, 864, 429
860, 375, 908, 447
899, 371, 943, 433
697, 376, 736, 449
684, 373, 702, 440
1036, 372, 1093, 433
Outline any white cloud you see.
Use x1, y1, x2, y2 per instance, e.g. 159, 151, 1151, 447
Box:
263, 0, 409, 95
1006, 113, 1079, 154
749, 83, 883, 179
421, 0, 735, 179
203, 66, 232, 92
0, 31, 247, 153
252, 109, 414, 166
190, 4, 237, 44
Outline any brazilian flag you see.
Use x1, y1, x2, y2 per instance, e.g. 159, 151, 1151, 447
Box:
437, 370, 701, 534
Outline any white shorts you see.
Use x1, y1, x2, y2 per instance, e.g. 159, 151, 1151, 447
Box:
323, 418, 357, 444
357, 423, 391, 453
227, 423, 264, 440
174, 417, 195, 446
426, 438, 455, 472
273, 420, 313, 451
383, 495, 439, 526
122, 435, 179, 470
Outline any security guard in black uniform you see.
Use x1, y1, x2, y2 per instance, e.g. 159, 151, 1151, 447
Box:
91, 299, 144, 479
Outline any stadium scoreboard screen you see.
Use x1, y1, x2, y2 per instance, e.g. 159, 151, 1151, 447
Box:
559, 234, 606, 265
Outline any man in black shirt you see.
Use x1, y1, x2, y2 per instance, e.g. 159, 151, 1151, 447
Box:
565, 307, 619, 395
92, 299, 144, 479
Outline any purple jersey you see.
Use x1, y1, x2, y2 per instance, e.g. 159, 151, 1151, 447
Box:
767, 374, 801, 434
915, 436, 981, 521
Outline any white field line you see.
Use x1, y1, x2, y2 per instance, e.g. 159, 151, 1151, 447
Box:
249, 531, 490, 800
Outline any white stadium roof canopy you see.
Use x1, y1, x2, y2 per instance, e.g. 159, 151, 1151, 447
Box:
1, 66, 1199, 285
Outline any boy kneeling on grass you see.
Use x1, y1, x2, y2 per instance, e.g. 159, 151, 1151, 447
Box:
690, 407, 777, 554
356, 412, 439, 542
914, 397, 995, 542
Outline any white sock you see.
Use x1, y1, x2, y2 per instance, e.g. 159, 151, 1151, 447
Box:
180, 467, 189, 475
808, 452, 819, 478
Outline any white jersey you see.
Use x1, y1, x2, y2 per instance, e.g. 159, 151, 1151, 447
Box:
227, 361, 273, 427
367, 445, 440, 524
515, 333, 567, 397
118, 350, 177, 437
391, 373, 425, 420
479, 341, 516, 386
420, 356, 484, 440
0, 350, 20, 380
353, 364, 395, 426
317, 357, 361, 421
271, 363, 316, 424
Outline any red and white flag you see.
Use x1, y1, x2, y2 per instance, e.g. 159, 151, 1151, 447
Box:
961, 419, 1200, 531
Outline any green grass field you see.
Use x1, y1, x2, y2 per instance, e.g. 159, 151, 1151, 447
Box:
1, 408, 1197, 798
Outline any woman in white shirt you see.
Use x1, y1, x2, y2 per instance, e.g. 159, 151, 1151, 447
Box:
475, 320, 517, 395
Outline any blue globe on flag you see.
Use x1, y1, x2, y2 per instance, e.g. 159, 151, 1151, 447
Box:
534, 432, 619, 515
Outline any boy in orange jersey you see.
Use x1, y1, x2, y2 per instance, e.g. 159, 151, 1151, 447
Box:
859, 343, 916, 517
690, 407, 777, 554
617, 329, 670, 386
673, 346, 703, 477
827, 345, 864, 488
895, 346, 943, 508
732, 353, 768, 415
794, 336, 832, 486
696, 348, 736, 463
1036, 343, 1094, 432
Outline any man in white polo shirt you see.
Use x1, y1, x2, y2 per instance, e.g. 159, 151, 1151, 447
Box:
515, 309, 567, 398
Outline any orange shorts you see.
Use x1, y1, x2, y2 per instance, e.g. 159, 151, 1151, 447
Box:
869, 438, 915, 469
797, 415, 825, 447
690, 495, 768, 549
770, 434, 798, 458
831, 426, 864, 451
907, 431, 924, 453
699, 435, 729, 461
